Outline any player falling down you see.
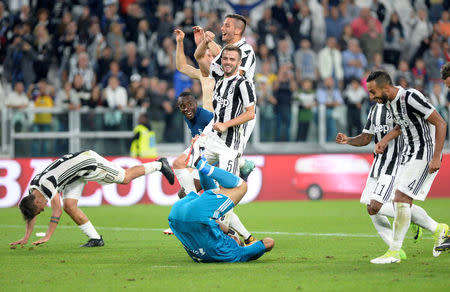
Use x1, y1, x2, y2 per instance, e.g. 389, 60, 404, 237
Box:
167, 28, 255, 244
336, 92, 445, 261
169, 155, 274, 263
10, 150, 174, 248
365, 71, 448, 264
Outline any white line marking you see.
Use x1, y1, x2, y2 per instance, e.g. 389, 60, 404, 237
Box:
0, 224, 432, 239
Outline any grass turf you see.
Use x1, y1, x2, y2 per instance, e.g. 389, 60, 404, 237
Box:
1, 199, 449, 292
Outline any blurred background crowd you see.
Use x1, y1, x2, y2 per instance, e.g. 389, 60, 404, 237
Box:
0, 0, 449, 157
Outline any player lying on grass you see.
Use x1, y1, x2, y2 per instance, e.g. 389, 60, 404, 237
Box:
10, 150, 174, 248
169, 156, 274, 262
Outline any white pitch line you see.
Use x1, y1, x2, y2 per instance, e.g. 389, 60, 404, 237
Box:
0, 224, 431, 239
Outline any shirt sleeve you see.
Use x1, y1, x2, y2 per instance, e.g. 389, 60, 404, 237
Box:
238, 79, 256, 107
240, 46, 255, 75
407, 89, 435, 119
363, 106, 375, 134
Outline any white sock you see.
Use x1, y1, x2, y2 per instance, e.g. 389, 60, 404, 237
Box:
238, 157, 245, 168
391, 202, 411, 251
79, 221, 101, 239
370, 214, 393, 247
174, 168, 196, 194
378, 203, 395, 217
143, 161, 162, 175
411, 204, 438, 233
227, 209, 251, 240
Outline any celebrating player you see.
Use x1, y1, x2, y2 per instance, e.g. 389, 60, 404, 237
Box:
365, 71, 448, 264
10, 150, 174, 248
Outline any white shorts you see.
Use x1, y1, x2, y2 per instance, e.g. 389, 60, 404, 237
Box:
395, 159, 438, 201
62, 151, 125, 200
360, 174, 396, 205
203, 133, 240, 175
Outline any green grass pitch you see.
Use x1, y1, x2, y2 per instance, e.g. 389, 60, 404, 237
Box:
1, 199, 449, 291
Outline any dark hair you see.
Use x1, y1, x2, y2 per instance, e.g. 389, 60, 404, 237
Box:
222, 45, 242, 60
177, 91, 196, 104
225, 14, 247, 35
441, 62, 450, 80
366, 70, 393, 86
19, 194, 37, 222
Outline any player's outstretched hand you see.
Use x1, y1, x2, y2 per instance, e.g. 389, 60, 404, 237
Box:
335, 133, 348, 144
9, 238, 28, 249
174, 29, 185, 42
375, 142, 387, 154
32, 237, 50, 246
193, 26, 205, 45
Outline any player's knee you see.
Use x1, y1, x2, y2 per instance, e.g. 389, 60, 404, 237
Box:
173, 155, 186, 169
178, 188, 186, 199
263, 238, 275, 251
63, 202, 77, 215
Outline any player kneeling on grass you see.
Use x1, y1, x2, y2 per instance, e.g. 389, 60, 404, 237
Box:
169, 156, 274, 263
10, 150, 174, 248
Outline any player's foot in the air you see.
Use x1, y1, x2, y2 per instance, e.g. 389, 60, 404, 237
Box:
432, 223, 449, 257
370, 249, 401, 264
81, 236, 104, 247
435, 236, 450, 252
239, 159, 255, 182
157, 157, 175, 185
410, 223, 423, 243
163, 228, 174, 235
244, 235, 257, 246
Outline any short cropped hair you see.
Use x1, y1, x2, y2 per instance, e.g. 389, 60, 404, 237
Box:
225, 14, 247, 35
19, 194, 37, 222
441, 62, 450, 80
177, 91, 196, 105
366, 70, 393, 86
222, 45, 242, 60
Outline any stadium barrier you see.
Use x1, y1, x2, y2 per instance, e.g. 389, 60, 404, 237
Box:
1, 153, 449, 208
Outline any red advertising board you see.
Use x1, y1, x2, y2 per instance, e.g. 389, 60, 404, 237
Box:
1, 154, 449, 207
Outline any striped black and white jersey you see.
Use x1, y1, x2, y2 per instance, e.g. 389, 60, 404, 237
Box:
363, 103, 402, 178
210, 37, 256, 83
28, 151, 113, 200
387, 87, 436, 164
210, 72, 256, 150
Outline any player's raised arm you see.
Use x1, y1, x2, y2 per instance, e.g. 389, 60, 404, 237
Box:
426, 110, 447, 173
375, 125, 401, 154
174, 29, 201, 80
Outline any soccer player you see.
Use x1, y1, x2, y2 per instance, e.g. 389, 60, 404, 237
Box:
336, 96, 443, 260
169, 156, 274, 263
365, 71, 448, 264
435, 62, 450, 252
10, 150, 174, 248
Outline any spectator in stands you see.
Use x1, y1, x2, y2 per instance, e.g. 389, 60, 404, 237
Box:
339, 0, 360, 24
325, 5, 345, 40
101, 2, 123, 35
342, 38, 367, 86
33, 24, 52, 81
350, 7, 382, 38
338, 23, 353, 51
294, 38, 317, 83
406, 9, 432, 63
101, 60, 128, 89
127, 73, 142, 103
174, 6, 196, 56
411, 58, 428, 87
257, 7, 280, 54
343, 78, 367, 137
136, 19, 157, 60
124, 3, 144, 43
360, 19, 383, 67
290, 2, 313, 45
156, 36, 176, 83
273, 64, 297, 142
69, 51, 95, 91
318, 36, 343, 88
86, 19, 106, 62
395, 60, 414, 87
271, 0, 291, 31
104, 75, 127, 110
275, 37, 294, 69
6, 81, 29, 132
55, 81, 79, 110
95, 46, 113, 84
370, 0, 386, 23
119, 42, 149, 81
77, 6, 91, 43
145, 77, 168, 143
106, 21, 126, 59
255, 43, 277, 74
316, 77, 343, 142
155, 4, 173, 41
255, 63, 277, 142
429, 82, 448, 120
56, 20, 78, 82
423, 41, 446, 86
163, 87, 183, 142
130, 85, 150, 109
437, 10, 450, 38
71, 74, 91, 107
383, 11, 405, 67
28, 79, 54, 157
293, 79, 316, 142
4, 35, 37, 89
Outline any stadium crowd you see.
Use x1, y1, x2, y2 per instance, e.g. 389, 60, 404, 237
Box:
0, 0, 449, 154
